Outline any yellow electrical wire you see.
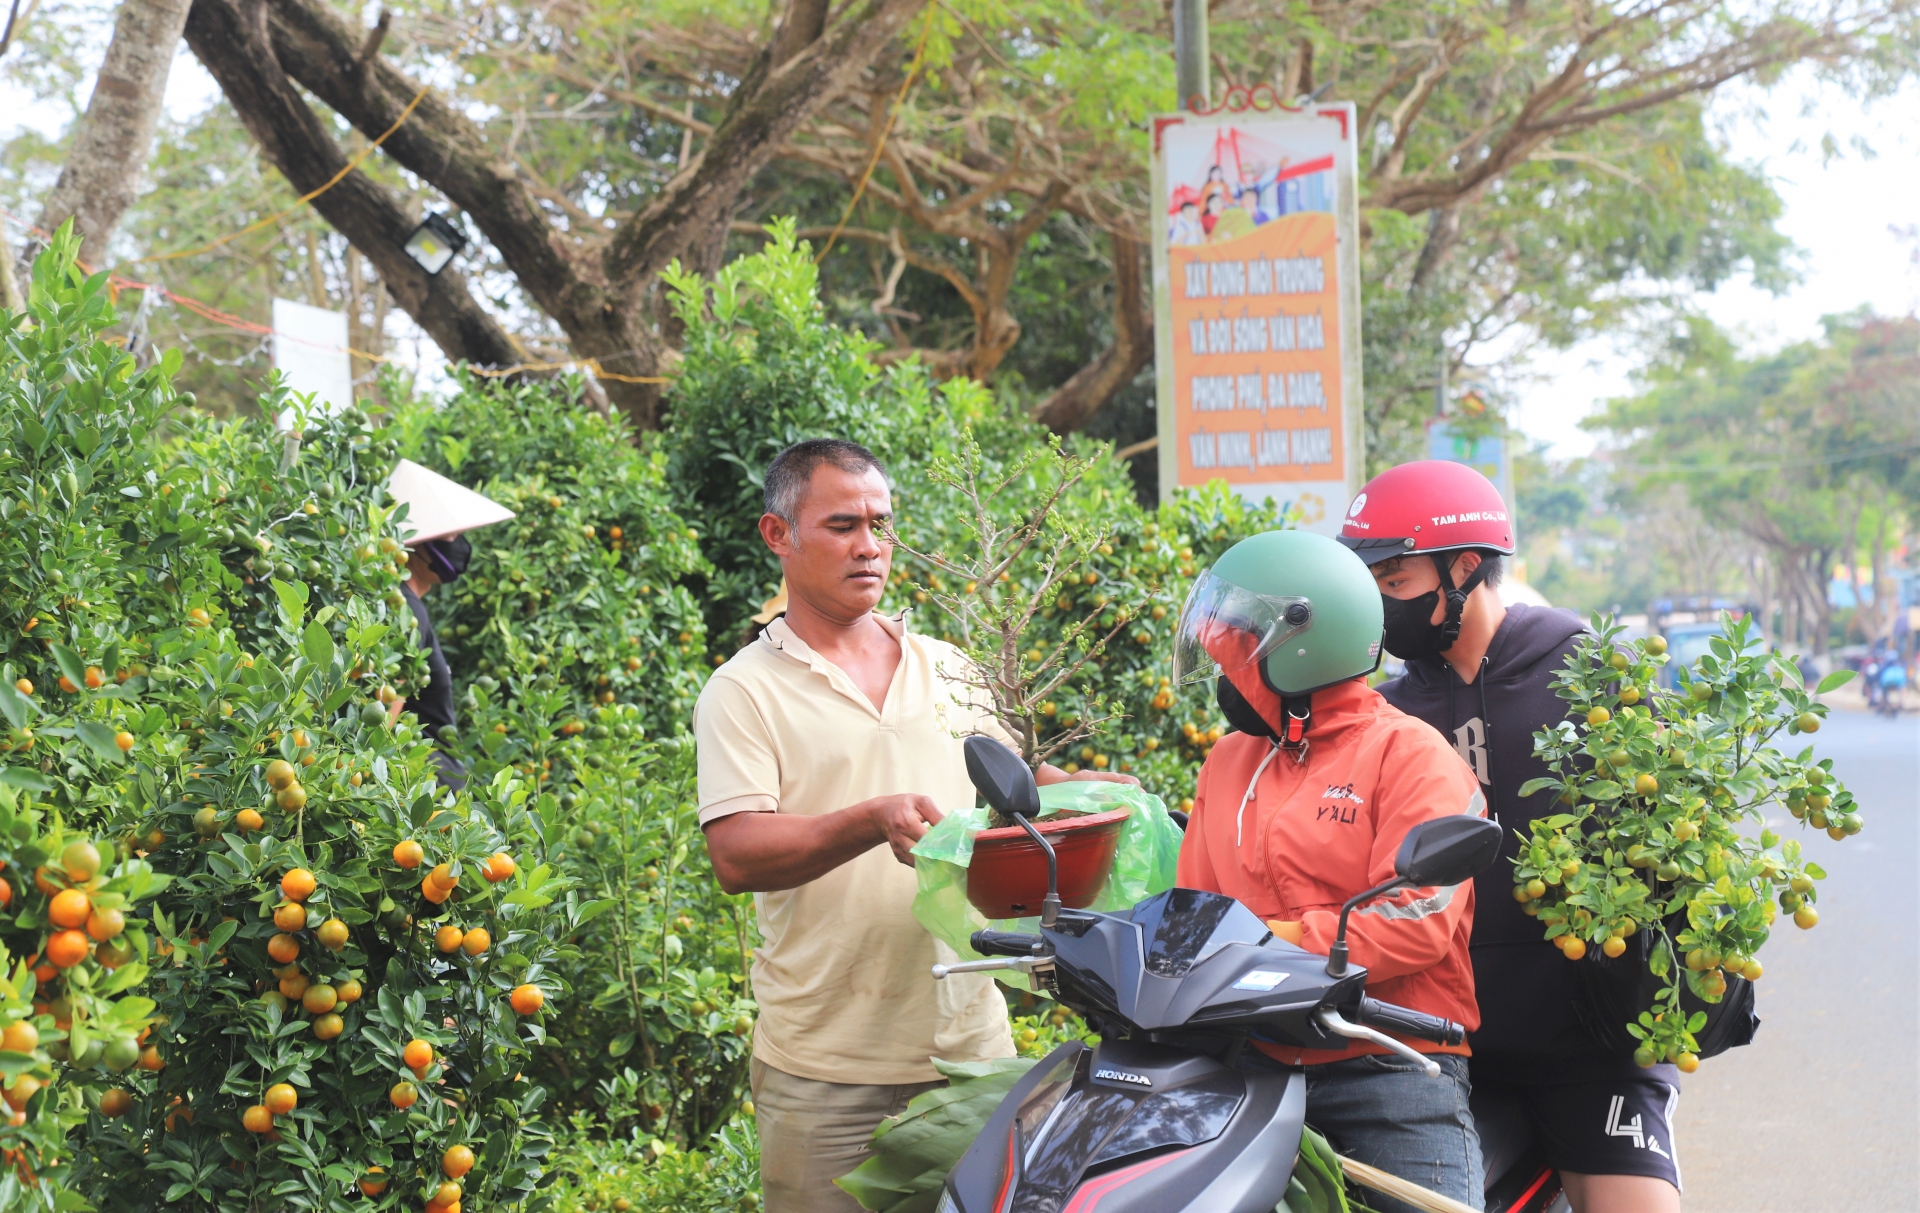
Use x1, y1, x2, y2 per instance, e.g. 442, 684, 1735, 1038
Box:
813, 2, 940, 264
115, 81, 436, 271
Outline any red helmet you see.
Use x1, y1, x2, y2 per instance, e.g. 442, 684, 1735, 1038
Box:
1338, 460, 1515, 566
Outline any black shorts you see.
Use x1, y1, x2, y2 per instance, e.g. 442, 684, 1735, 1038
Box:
1471, 1056, 1682, 1190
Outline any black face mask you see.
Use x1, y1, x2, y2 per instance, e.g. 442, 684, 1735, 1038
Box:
1216, 674, 1278, 741
422, 535, 472, 583
1381, 589, 1448, 660
1381, 554, 1493, 661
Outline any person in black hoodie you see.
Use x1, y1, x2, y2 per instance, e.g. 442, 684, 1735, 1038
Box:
1340, 461, 1682, 1213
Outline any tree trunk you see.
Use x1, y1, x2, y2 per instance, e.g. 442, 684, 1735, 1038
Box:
248, 0, 930, 431
1409, 205, 1460, 294
32, 0, 193, 268
769, 0, 831, 69
1030, 233, 1152, 432
0, 233, 21, 311
1869, 512, 1893, 645
1806, 548, 1833, 657
182, 0, 520, 372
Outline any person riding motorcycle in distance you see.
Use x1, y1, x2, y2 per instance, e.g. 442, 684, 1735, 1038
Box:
1172, 530, 1489, 1213
1340, 460, 1683, 1213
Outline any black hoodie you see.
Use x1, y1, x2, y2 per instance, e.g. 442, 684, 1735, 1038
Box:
1378, 603, 1598, 1072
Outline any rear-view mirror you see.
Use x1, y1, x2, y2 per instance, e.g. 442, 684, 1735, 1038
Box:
964, 735, 1041, 820
1394, 816, 1502, 888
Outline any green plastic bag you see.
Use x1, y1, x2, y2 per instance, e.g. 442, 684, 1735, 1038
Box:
911, 780, 1183, 962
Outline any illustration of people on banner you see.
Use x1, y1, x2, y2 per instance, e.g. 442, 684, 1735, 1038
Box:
1167, 126, 1335, 248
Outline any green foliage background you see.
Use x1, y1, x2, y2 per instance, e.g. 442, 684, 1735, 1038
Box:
0, 219, 1284, 1208
2, 232, 582, 1213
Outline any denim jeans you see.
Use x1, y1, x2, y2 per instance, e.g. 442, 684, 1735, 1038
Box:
1243, 1050, 1485, 1213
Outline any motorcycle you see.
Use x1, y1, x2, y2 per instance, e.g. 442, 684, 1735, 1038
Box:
1476, 1096, 1571, 1213
927, 735, 1514, 1213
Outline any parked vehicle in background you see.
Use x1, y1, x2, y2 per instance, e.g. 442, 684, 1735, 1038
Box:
1648, 598, 1760, 687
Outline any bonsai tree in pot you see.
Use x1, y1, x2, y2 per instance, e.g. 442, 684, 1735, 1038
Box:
885, 430, 1138, 824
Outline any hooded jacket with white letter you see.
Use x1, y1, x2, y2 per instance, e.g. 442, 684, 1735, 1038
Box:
1176, 676, 1485, 1066
1378, 602, 1596, 1072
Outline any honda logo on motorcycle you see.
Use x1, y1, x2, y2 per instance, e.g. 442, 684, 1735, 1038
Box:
1093, 1067, 1152, 1087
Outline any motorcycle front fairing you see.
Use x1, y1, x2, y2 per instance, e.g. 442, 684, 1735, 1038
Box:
1047, 888, 1368, 1047
939, 888, 1372, 1213
940, 1038, 1303, 1213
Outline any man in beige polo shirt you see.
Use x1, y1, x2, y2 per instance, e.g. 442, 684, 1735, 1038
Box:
697, 438, 1130, 1213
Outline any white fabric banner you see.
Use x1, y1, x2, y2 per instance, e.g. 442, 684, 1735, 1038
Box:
271, 297, 353, 427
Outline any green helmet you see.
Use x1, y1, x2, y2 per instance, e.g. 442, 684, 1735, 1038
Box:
1171, 530, 1384, 695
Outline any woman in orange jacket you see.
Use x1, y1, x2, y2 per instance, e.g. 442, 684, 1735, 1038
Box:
1172, 530, 1488, 1213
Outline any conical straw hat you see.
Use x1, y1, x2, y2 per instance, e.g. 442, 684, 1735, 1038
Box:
387, 459, 515, 544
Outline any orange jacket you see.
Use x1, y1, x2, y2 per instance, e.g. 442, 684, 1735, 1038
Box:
1176, 678, 1485, 1065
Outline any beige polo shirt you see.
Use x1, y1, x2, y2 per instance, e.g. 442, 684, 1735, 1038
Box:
694, 611, 1015, 1085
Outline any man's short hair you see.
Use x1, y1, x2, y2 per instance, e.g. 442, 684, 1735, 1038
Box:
763, 439, 886, 527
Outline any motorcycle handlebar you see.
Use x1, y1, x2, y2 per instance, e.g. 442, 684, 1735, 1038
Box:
971, 929, 1044, 957
1356, 997, 1466, 1047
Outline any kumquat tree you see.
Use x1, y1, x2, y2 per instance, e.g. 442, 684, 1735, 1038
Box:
0, 229, 584, 1211
0, 215, 1289, 1209
1514, 614, 1859, 1072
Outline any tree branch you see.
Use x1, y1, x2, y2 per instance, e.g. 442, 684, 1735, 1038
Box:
769, 0, 831, 69
181, 0, 519, 370
35, 0, 194, 268
603, 0, 932, 288
1030, 232, 1151, 432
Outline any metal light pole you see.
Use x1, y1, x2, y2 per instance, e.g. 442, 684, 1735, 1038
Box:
1173, 0, 1209, 111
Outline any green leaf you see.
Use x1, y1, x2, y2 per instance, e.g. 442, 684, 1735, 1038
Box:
270, 578, 310, 627
607, 1033, 634, 1058
573, 898, 616, 927
0, 768, 52, 793
0, 678, 33, 729
20, 416, 48, 456
301, 621, 336, 668
208, 918, 240, 952
1815, 669, 1855, 694
1804, 862, 1826, 880
1293, 1126, 1354, 1213
1517, 777, 1561, 798
49, 643, 86, 689
1687, 1011, 1708, 1032
75, 720, 126, 763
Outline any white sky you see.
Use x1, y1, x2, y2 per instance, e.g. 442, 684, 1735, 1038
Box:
1508, 72, 1920, 457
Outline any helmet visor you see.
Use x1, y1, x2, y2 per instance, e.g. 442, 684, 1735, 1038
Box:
1170, 569, 1313, 686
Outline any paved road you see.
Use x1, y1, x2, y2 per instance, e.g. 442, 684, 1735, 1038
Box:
1674, 708, 1920, 1210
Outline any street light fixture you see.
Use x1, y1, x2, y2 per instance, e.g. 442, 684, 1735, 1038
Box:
403, 213, 467, 275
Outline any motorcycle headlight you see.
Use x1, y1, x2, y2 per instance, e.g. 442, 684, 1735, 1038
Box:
933, 1189, 961, 1213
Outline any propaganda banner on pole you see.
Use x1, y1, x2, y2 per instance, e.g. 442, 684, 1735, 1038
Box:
1149, 103, 1363, 533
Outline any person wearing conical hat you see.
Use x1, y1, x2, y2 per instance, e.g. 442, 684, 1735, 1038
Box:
386, 459, 515, 788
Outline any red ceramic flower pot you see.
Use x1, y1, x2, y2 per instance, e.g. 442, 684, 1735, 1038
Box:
965, 808, 1131, 920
